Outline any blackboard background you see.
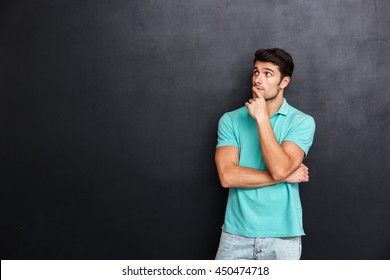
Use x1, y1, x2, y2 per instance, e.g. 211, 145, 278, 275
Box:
1, 0, 389, 260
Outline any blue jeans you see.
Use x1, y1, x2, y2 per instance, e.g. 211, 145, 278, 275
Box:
215, 231, 302, 260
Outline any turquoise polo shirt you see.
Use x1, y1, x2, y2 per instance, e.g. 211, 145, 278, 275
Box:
216, 98, 315, 237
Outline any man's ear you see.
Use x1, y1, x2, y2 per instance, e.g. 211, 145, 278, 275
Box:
280, 76, 290, 89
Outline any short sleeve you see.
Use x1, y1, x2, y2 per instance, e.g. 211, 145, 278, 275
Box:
216, 113, 238, 148
284, 115, 316, 157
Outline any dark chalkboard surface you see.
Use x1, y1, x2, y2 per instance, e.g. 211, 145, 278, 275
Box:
1, 0, 389, 259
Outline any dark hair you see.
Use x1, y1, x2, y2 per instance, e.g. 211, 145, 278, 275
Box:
254, 48, 294, 79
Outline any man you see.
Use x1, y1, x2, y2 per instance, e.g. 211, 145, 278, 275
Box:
215, 48, 315, 260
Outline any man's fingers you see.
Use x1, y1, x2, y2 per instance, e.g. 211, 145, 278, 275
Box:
252, 87, 262, 97
246, 99, 255, 107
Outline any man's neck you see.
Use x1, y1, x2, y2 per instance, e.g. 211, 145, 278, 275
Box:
266, 93, 284, 117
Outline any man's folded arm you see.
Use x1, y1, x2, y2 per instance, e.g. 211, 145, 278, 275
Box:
215, 146, 308, 188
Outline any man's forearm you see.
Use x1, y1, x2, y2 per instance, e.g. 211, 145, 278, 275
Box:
220, 164, 280, 188
256, 119, 297, 180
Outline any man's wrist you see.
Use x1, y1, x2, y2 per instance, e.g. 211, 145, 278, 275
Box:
256, 115, 268, 125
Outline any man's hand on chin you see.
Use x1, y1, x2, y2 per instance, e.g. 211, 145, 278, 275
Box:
245, 87, 268, 121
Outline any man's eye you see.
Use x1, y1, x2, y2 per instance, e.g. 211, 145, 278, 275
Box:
265, 72, 272, 77
253, 71, 259, 75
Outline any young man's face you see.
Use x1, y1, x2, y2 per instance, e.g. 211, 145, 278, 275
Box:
252, 61, 289, 101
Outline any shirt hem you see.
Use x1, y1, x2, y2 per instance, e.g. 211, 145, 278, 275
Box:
222, 226, 305, 238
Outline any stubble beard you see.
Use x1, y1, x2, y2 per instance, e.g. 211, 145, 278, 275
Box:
253, 80, 283, 102
263, 88, 281, 102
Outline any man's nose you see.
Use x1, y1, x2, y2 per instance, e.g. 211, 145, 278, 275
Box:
255, 74, 263, 84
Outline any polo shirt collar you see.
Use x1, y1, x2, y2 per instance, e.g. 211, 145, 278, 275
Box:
270, 98, 289, 118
